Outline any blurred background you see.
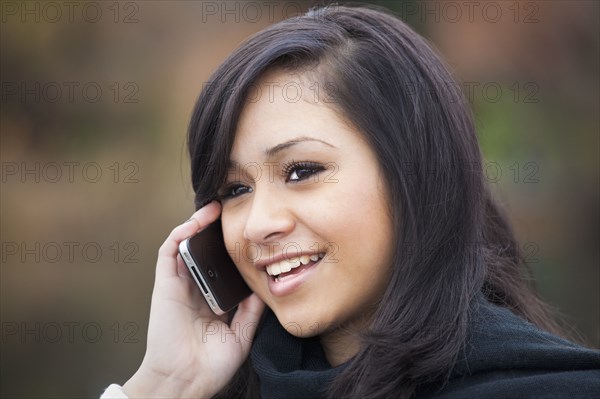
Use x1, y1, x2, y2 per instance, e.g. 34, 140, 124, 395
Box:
1, 0, 598, 397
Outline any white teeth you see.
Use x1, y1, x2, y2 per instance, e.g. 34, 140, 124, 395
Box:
265, 253, 326, 277
266, 262, 282, 277
287, 258, 301, 268
280, 262, 292, 273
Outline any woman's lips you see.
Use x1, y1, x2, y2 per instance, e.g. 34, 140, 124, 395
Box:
264, 252, 325, 276
266, 257, 323, 297
272, 258, 320, 281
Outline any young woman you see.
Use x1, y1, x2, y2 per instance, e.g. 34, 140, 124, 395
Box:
102, 5, 600, 398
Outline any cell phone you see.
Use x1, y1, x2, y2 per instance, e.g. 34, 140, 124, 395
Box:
178, 219, 252, 315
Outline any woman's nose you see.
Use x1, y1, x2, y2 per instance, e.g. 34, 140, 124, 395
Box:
242, 185, 295, 245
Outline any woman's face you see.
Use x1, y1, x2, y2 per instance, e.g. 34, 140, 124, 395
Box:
220, 70, 395, 337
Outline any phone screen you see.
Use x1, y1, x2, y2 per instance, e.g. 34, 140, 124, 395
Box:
179, 219, 252, 314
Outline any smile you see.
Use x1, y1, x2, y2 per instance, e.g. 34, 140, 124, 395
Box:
265, 252, 325, 280
256, 251, 327, 297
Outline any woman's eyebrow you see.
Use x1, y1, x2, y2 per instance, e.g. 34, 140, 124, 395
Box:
227, 137, 337, 168
265, 136, 336, 157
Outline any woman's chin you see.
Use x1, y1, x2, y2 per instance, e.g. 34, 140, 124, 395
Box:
271, 308, 332, 338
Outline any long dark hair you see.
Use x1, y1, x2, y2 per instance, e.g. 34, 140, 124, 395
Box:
187, 4, 567, 398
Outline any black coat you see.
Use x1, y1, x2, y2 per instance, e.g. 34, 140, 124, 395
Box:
251, 296, 600, 398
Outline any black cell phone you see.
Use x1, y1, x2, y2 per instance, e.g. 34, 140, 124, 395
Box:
178, 219, 252, 315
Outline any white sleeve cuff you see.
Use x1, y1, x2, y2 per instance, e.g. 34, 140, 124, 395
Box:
101, 384, 129, 399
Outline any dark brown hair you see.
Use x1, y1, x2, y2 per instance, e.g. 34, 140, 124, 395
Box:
187, 4, 568, 398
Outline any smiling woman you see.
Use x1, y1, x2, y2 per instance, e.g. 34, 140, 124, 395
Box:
101, 4, 599, 399
219, 71, 395, 366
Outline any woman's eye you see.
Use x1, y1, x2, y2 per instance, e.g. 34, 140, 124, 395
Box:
283, 161, 325, 182
219, 184, 252, 200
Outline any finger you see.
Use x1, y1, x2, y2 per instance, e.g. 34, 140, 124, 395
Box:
231, 293, 266, 354
160, 202, 221, 259
156, 201, 221, 280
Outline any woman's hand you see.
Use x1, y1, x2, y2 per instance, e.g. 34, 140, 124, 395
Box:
123, 201, 265, 398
